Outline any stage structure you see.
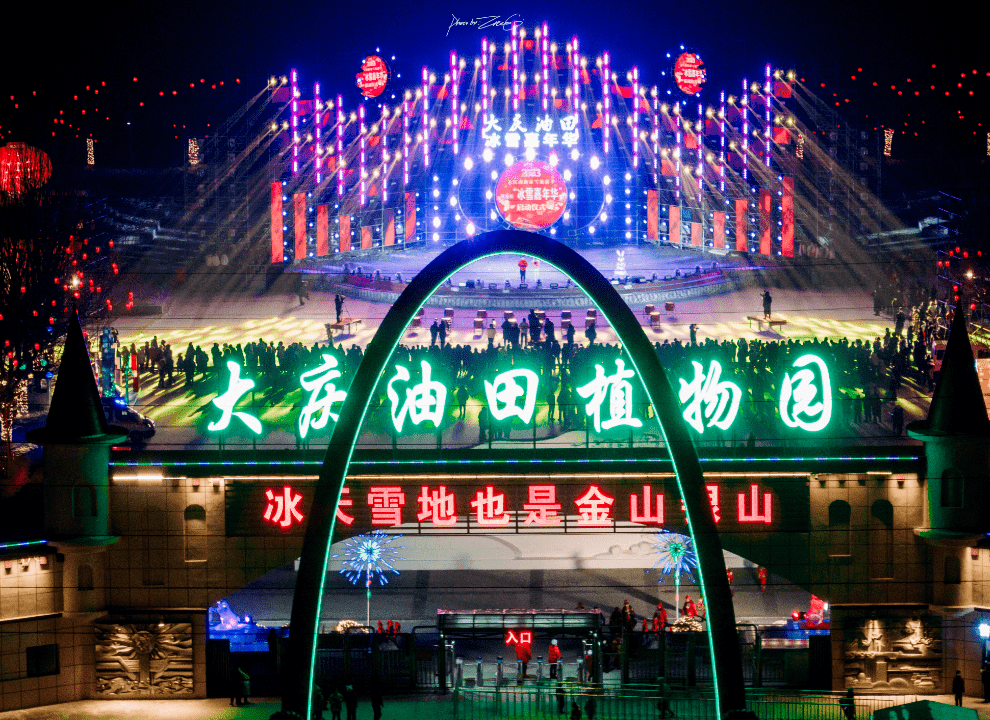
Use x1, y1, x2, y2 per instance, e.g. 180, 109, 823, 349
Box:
268, 25, 802, 263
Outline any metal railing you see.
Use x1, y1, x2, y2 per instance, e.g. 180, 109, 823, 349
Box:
453, 683, 918, 720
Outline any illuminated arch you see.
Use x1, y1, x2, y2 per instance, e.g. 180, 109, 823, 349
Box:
283, 229, 744, 717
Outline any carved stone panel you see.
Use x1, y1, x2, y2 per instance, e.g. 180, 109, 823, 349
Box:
843, 613, 941, 694
94, 622, 194, 696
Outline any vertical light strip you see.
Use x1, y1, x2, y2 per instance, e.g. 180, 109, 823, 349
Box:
674, 102, 682, 201
541, 23, 549, 112
602, 51, 611, 155
422, 67, 430, 168
291, 68, 300, 175
511, 23, 520, 112
652, 87, 659, 185
359, 104, 366, 207
764, 64, 772, 169
719, 91, 726, 194
571, 36, 579, 112
481, 37, 490, 128
336, 95, 345, 198
381, 104, 389, 203
450, 51, 460, 155
314, 83, 322, 186
697, 102, 704, 205
632, 67, 639, 167
741, 79, 749, 182
402, 96, 410, 186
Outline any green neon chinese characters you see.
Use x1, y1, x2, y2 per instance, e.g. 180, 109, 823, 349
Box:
298, 354, 348, 439
576, 358, 643, 432
677, 360, 741, 434
779, 354, 832, 432
485, 368, 540, 424
387, 360, 447, 432
208, 361, 262, 434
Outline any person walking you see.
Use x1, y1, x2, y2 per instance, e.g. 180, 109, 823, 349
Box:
657, 677, 673, 719
515, 639, 532, 679
954, 670, 965, 706
328, 687, 343, 720
343, 685, 358, 720
438, 317, 448, 349
548, 639, 562, 679
370, 687, 383, 720
430, 320, 439, 347
229, 663, 250, 706
839, 686, 855, 720
981, 664, 990, 702
570, 700, 582, 720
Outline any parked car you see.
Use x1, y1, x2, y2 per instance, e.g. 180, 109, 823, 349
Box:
100, 397, 155, 444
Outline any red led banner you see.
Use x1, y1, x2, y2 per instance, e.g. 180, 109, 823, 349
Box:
339, 215, 351, 253
673, 52, 706, 95
294, 193, 307, 261
691, 222, 702, 246
713, 211, 725, 249
361, 226, 372, 250
270, 182, 283, 263
781, 176, 795, 258
735, 198, 748, 252
356, 56, 389, 99
384, 209, 395, 247
495, 160, 568, 230
224, 477, 806, 538
759, 189, 772, 255
316, 204, 329, 257
668, 206, 681, 244
404, 192, 416, 243
647, 190, 659, 240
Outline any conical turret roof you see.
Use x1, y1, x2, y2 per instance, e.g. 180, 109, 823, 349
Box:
908, 306, 990, 437
26, 312, 128, 445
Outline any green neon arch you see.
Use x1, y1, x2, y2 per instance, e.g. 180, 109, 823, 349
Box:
283, 229, 745, 717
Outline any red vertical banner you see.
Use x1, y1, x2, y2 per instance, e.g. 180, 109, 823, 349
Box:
339, 215, 351, 253
668, 206, 681, 244
361, 226, 372, 249
270, 182, 283, 263
646, 190, 659, 240
713, 211, 725, 249
293, 193, 307, 261
691, 222, 702, 246
383, 209, 395, 246
404, 192, 417, 243
759, 189, 772, 255
781, 176, 795, 258
316, 204, 329, 256
735, 198, 748, 252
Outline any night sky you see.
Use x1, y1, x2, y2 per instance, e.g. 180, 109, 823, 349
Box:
4, 0, 988, 186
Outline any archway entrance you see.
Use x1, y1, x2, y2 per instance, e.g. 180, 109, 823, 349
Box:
283, 229, 744, 717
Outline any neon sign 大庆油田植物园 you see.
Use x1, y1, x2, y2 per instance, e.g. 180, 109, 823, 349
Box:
205, 354, 832, 438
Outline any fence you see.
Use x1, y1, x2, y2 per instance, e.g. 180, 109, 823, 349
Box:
453, 684, 918, 720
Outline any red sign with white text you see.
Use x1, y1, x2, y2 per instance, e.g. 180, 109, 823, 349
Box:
673, 52, 706, 95
224, 476, 805, 537
495, 161, 568, 230
356, 56, 389, 98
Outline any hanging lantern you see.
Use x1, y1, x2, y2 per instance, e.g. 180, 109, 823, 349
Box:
0, 143, 52, 195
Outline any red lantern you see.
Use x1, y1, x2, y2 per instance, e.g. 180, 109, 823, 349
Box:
0, 143, 52, 195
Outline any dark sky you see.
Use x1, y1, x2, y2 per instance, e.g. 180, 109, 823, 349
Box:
4, 1, 987, 181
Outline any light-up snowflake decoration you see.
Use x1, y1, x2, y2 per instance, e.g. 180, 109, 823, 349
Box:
647, 531, 698, 620
333, 530, 405, 587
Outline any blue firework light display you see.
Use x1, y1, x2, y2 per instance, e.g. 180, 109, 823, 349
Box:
648, 531, 698, 619
334, 530, 405, 587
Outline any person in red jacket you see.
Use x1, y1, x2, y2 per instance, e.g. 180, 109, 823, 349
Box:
548, 639, 562, 679
652, 604, 667, 632
682, 595, 697, 618
518, 258, 528, 282
515, 639, 532, 678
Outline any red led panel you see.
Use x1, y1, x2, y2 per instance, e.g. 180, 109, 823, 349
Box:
668, 206, 681, 244
759, 189, 772, 255
361, 226, 372, 250
383, 209, 395, 246
735, 198, 748, 252
781, 177, 795, 258
646, 190, 659, 240
270, 182, 283, 263
339, 215, 351, 253
316, 204, 329, 257
691, 221, 702, 246
404, 192, 416, 243
713, 211, 725, 249
293, 193, 306, 260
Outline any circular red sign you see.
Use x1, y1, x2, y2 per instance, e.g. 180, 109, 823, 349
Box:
673, 52, 706, 95
494, 161, 568, 230
356, 56, 389, 98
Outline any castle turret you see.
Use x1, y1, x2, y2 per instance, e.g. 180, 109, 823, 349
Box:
907, 307, 990, 606
26, 311, 127, 544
